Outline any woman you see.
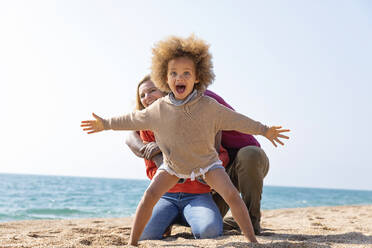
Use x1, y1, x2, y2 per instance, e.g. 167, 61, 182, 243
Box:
125, 75, 230, 240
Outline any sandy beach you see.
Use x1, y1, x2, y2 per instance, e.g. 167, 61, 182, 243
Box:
0, 205, 371, 248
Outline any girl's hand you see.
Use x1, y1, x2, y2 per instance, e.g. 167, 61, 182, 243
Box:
264, 126, 290, 147
81, 113, 105, 134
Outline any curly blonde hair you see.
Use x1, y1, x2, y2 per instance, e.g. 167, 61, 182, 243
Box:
151, 34, 215, 93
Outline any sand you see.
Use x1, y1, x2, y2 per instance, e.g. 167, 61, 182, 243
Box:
0, 205, 371, 248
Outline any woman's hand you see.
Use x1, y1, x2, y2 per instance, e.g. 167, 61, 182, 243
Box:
140, 142, 161, 160
264, 126, 290, 147
81, 113, 105, 134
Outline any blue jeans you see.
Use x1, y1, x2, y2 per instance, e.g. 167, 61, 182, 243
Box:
140, 192, 223, 240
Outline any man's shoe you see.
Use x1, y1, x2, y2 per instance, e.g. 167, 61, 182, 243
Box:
223, 217, 262, 235
223, 217, 239, 231
252, 221, 261, 235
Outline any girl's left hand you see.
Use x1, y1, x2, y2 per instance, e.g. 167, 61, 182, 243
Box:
264, 126, 290, 147
81, 113, 105, 134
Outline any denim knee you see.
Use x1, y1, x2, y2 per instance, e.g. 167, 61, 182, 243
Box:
193, 221, 222, 239
140, 231, 163, 241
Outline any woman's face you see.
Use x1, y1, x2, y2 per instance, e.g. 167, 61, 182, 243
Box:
139, 80, 164, 108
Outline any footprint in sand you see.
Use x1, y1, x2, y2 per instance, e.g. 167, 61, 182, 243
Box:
72, 228, 101, 234
0, 224, 16, 229
80, 237, 94, 246
92, 220, 104, 223
116, 227, 132, 234
322, 226, 336, 231
27, 232, 55, 238
311, 222, 323, 227
100, 234, 127, 246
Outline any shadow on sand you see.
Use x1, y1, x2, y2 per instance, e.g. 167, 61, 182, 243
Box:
260, 230, 372, 245
160, 227, 371, 247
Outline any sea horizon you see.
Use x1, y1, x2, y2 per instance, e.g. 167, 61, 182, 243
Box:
1, 173, 371, 223
2, 172, 371, 192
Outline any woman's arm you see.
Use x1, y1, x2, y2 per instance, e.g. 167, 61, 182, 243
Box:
125, 131, 162, 160
125, 131, 146, 158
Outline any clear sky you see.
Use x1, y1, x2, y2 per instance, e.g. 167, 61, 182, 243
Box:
1, 0, 371, 190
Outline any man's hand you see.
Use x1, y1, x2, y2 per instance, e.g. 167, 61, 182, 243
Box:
81, 113, 105, 134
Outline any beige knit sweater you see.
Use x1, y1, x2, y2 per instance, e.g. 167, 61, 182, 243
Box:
103, 93, 268, 176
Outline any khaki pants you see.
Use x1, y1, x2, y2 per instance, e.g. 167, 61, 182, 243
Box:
212, 146, 269, 233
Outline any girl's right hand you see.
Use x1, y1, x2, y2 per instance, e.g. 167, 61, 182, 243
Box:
81, 113, 105, 134
264, 126, 290, 147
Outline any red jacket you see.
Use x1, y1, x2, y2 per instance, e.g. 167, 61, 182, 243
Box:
140, 130, 229, 194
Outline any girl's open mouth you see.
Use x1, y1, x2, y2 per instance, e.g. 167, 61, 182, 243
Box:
176, 85, 186, 94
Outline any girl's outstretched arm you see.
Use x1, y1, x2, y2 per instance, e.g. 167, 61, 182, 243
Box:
212, 98, 290, 145
81, 113, 105, 134
264, 126, 290, 147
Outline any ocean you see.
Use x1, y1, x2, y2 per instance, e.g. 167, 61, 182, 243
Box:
1, 173, 371, 223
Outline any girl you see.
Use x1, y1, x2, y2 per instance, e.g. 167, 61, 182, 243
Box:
81, 35, 289, 246
126, 75, 230, 240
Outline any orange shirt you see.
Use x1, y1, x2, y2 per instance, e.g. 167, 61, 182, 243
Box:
140, 130, 229, 194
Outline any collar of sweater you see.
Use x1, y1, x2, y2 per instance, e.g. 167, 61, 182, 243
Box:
165, 90, 205, 108
168, 89, 198, 106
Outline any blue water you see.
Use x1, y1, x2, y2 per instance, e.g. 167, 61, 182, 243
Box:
1, 173, 371, 222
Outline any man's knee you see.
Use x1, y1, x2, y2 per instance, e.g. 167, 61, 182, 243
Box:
235, 146, 269, 177
236, 146, 266, 165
